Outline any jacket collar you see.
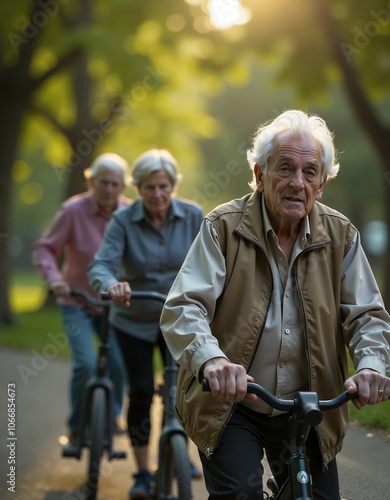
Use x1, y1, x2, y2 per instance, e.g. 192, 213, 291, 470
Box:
235, 191, 331, 249
130, 198, 184, 222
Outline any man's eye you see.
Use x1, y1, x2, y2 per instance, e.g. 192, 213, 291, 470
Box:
279, 165, 291, 175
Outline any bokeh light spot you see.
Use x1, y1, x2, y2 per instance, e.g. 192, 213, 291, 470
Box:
20, 182, 44, 205
12, 160, 31, 183
167, 14, 186, 32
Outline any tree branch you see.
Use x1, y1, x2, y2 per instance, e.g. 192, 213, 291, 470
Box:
318, 1, 389, 153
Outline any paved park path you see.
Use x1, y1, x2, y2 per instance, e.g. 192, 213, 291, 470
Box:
1, 347, 389, 499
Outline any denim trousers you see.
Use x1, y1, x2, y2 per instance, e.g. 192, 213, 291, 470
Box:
199, 403, 340, 500
61, 305, 126, 434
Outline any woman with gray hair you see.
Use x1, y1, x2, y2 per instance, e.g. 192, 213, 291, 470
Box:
87, 148, 204, 499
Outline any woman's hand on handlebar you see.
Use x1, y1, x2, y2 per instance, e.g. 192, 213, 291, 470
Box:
50, 280, 71, 298
202, 357, 257, 403
107, 282, 131, 307
345, 369, 390, 409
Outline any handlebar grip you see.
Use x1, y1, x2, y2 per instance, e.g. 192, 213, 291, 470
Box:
100, 291, 111, 300
202, 379, 211, 392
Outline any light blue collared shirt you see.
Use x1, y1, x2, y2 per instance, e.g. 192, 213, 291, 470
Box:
88, 198, 203, 342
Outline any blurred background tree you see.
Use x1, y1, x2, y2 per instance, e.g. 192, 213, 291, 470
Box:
1, 0, 389, 325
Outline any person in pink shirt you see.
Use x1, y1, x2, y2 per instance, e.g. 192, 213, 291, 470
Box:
32, 153, 131, 446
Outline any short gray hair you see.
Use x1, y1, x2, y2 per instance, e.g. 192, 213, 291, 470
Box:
131, 149, 182, 187
247, 110, 340, 190
85, 153, 129, 184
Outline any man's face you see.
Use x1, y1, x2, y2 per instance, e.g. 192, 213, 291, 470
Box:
255, 135, 325, 231
91, 168, 125, 211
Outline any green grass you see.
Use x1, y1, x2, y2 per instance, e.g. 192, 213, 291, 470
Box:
0, 306, 71, 358
2, 269, 389, 433
349, 404, 390, 433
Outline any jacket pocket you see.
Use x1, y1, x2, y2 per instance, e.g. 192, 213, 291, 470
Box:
184, 374, 197, 397
338, 356, 346, 382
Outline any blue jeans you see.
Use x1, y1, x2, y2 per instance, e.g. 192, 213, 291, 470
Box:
61, 305, 126, 434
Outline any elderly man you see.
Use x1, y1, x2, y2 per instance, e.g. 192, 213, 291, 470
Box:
160, 110, 390, 499
32, 153, 131, 446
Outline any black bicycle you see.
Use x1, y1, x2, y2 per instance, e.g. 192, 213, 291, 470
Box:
203, 379, 361, 500
101, 290, 193, 500
61, 289, 126, 500
154, 324, 192, 500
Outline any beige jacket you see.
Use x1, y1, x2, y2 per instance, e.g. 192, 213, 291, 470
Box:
162, 192, 390, 465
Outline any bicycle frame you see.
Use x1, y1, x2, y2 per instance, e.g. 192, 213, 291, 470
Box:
62, 289, 125, 461
101, 290, 192, 499
156, 345, 188, 492
270, 392, 324, 500
120, 291, 189, 497
203, 380, 358, 500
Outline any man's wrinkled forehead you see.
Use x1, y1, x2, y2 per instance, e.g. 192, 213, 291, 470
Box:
272, 134, 322, 166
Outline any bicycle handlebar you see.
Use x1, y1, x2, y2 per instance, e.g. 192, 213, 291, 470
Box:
100, 290, 167, 303
63, 288, 167, 307
202, 379, 358, 413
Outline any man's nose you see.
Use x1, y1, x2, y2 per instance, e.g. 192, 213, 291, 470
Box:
290, 171, 304, 189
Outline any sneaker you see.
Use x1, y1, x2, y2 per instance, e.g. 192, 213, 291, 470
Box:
190, 461, 203, 480
129, 468, 152, 499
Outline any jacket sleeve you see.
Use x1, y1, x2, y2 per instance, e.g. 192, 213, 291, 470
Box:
341, 233, 390, 375
160, 219, 229, 378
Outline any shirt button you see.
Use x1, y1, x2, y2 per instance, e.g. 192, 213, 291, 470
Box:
280, 362, 284, 368
278, 256, 283, 262
285, 328, 290, 334
160, 266, 167, 273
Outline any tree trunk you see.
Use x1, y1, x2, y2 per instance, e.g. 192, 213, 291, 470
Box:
0, 100, 25, 325
320, 0, 390, 309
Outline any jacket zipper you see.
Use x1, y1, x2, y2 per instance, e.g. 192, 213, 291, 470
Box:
294, 241, 333, 470
205, 269, 273, 458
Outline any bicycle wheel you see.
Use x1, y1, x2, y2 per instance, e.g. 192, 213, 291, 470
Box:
86, 387, 106, 500
157, 432, 192, 500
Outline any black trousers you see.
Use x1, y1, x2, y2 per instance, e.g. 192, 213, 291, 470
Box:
199, 403, 340, 500
115, 328, 166, 447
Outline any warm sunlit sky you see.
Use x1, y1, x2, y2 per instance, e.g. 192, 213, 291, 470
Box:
190, 0, 252, 30
208, 0, 251, 29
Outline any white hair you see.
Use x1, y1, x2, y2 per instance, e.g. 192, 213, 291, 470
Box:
247, 110, 340, 190
84, 153, 129, 183
130, 149, 182, 187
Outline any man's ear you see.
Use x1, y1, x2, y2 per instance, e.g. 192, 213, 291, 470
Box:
254, 164, 264, 192
316, 175, 327, 200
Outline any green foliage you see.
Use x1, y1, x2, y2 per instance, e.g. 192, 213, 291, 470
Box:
0, 306, 70, 358
4, 0, 389, 269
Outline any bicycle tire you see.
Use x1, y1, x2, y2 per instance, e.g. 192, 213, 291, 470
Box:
157, 432, 192, 500
86, 387, 106, 500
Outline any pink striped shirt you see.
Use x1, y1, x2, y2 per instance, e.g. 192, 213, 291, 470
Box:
32, 190, 131, 307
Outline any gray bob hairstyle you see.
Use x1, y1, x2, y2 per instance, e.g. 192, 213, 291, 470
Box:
247, 110, 340, 191
84, 153, 129, 183
130, 149, 182, 187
